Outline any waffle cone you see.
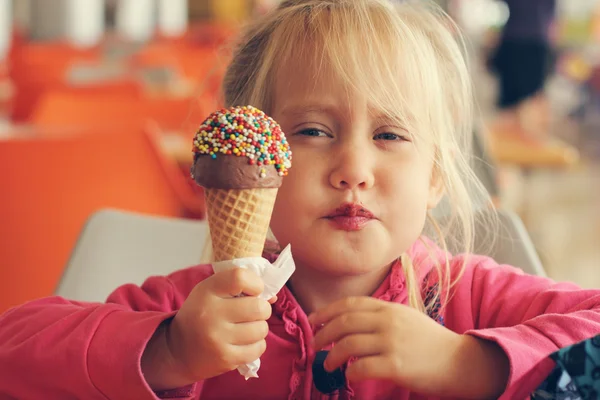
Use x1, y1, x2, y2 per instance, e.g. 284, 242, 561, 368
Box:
205, 188, 278, 261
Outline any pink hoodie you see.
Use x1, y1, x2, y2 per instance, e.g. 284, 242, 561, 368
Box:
1, 238, 599, 400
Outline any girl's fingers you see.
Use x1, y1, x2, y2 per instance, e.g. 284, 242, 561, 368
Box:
345, 355, 396, 383
224, 296, 272, 323
230, 340, 268, 366
309, 297, 383, 326
313, 311, 381, 350
324, 333, 384, 372
229, 321, 269, 345
210, 268, 264, 298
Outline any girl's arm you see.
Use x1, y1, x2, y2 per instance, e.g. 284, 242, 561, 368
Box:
0, 267, 212, 400
452, 256, 600, 399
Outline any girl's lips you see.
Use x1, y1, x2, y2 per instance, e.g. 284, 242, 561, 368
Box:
325, 203, 375, 219
326, 215, 373, 231
324, 203, 375, 231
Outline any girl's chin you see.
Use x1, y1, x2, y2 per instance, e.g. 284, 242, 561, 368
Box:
299, 252, 392, 277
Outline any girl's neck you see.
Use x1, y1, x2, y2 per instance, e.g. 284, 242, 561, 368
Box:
287, 262, 393, 315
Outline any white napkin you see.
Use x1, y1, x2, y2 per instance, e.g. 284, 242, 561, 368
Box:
211, 244, 296, 379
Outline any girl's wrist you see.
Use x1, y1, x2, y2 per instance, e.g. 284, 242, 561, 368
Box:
442, 334, 510, 399
141, 319, 194, 391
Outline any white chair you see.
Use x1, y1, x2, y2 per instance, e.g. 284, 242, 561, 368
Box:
56, 207, 545, 303
474, 209, 546, 277
55, 209, 209, 302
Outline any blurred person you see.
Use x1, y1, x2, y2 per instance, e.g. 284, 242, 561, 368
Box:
489, 0, 557, 140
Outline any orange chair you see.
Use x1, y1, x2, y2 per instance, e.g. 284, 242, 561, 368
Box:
30, 91, 206, 132
144, 95, 213, 132
185, 21, 240, 49
31, 92, 144, 131
22, 79, 143, 119
9, 42, 101, 85
0, 127, 204, 313
176, 46, 228, 98
10, 69, 72, 122
130, 43, 227, 100
9, 41, 103, 121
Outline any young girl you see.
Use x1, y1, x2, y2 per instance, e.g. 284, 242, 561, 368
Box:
1, 1, 599, 399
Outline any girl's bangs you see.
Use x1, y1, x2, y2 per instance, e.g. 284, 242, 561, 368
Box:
267, 1, 450, 138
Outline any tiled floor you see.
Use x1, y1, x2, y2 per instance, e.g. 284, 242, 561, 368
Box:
476, 61, 600, 289
512, 163, 600, 288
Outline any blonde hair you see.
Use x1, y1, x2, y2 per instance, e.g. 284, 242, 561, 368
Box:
203, 0, 494, 313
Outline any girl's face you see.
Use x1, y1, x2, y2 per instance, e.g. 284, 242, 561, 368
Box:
269, 60, 443, 277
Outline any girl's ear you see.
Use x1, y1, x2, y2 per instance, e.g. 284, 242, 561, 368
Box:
427, 166, 445, 210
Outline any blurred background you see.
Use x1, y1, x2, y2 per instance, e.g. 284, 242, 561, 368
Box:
0, 0, 598, 313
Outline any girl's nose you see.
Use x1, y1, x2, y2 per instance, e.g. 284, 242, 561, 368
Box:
328, 144, 375, 190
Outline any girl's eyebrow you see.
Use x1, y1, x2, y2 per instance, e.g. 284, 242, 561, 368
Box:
372, 115, 405, 127
280, 104, 339, 118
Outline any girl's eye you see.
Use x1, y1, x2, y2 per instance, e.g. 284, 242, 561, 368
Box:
298, 129, 328, 137
374, 132, 408, 141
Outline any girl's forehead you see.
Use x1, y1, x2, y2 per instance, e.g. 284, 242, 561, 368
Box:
274, 57, 341, 96
265, 9, 441, 129
272, 64, 358, 117
271, 53, 409, 123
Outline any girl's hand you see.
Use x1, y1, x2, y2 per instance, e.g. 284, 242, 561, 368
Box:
142, 268, 276, 390
309, 297, 509, 399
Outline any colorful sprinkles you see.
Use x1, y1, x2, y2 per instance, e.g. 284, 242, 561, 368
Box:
192, 105, 292, 177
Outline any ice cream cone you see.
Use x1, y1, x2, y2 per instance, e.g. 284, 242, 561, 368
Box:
205, 187, 277, 261
191, 106, 292, 262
